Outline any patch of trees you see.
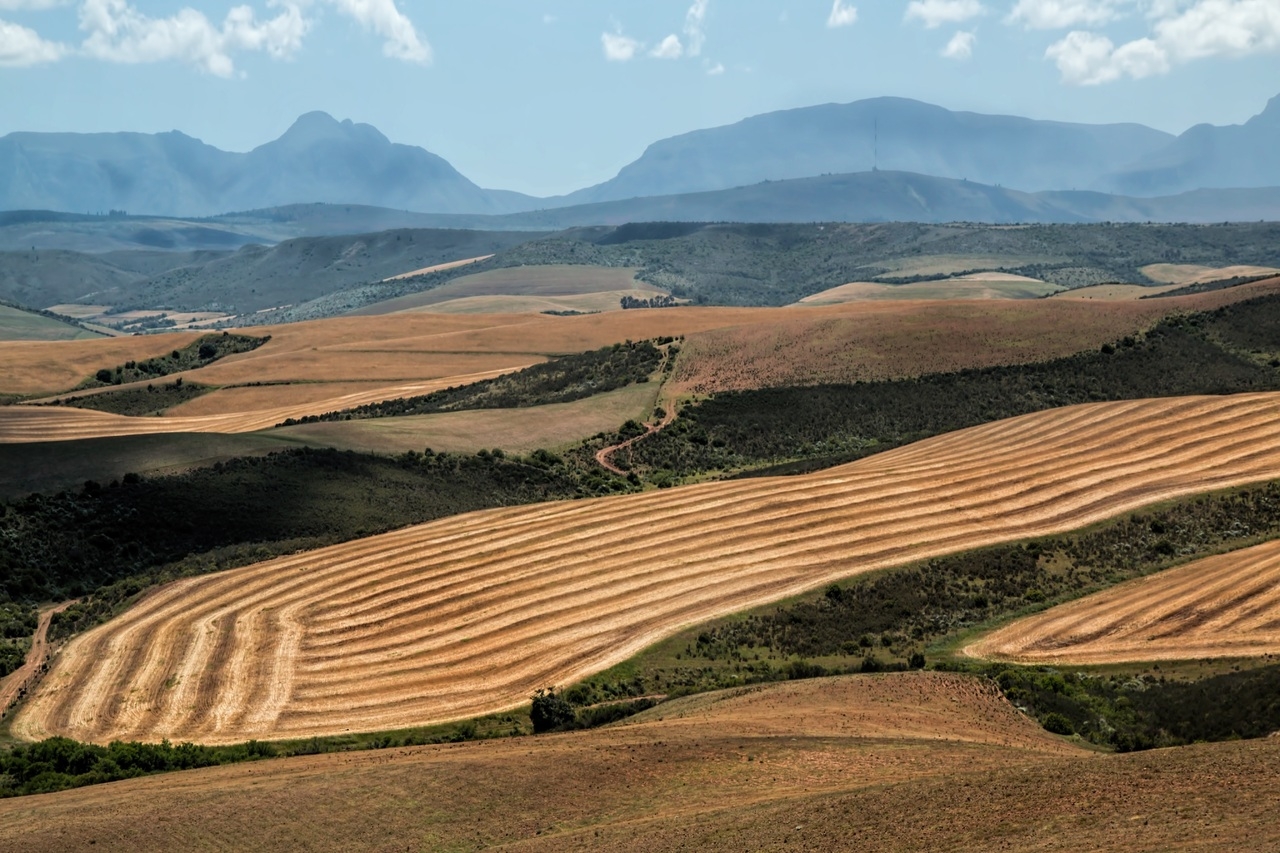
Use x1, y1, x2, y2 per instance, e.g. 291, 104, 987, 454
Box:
626, 293, 1280, 479
0, 446, 634, 632
79, 332, 269, 389
0, 602, 38, 678
980, 663, 1280, 751
284, 339, 671, 425
0, 736, 276, 798
47, 378, 212, 416
530, 687, 657, 734
620, 294, 677, 309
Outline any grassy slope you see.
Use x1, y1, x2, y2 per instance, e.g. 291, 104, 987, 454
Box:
0, 305, 100, 342
0, 673, 1276, 852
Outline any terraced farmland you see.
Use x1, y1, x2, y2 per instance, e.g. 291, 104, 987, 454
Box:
15, 392, 1280, 745
966, 538, 1280, 665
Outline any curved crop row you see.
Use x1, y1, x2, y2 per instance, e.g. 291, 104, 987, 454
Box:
965, 538, 1280, 664
15, 392, 1280, 745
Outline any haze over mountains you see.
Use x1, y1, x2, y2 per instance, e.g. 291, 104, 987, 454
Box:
1, 94, 1278, 224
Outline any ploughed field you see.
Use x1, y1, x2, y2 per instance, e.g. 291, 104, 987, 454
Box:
967, 537, 1280, 665
15, 391, 1280, 745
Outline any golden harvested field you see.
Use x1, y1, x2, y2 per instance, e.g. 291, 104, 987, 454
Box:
272, 382, 659, 455
1141, 263, 1280, 285
349, 264, 659, 316
0, 331, 206, 396
15, 392, 1280, 745
671, 279, 1280, 396
966, 538, 1280, 665
5, 673, 1280, 852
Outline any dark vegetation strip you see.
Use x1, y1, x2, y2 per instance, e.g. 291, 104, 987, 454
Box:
0, 604, 37, 678
1145, 272, 1278, 299
0, 446, 634, 640
281, 338, 673, 426
620, 292, 1280, 480
46, 378, 214, 416
70, 332, 269, 391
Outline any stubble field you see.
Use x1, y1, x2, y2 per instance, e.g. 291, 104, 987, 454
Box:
966, 537, 1280, 665
14, 391, 1280, 746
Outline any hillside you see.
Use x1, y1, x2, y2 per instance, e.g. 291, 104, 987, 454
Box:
0, 113, 536, 218
555, 96, 1174, 203
1106, 94, 1280, 196
15, 392, 1280, 744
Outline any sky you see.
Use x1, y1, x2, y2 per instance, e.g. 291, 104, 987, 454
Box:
2, 0, 1279, 197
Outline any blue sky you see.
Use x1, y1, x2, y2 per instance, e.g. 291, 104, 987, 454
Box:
2, 1, 1279, 196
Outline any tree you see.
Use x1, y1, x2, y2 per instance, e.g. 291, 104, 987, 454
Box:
530, 687, 576, 733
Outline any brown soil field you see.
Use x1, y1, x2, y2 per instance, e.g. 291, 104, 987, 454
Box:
349, 265, 659, 316
1141, 263, 1280, 284
966, 537, 1280, 665
14, 391, 1280, 745
4, 672, 1279, 852
272, 382, 659, 456
671, 279, 1280, 396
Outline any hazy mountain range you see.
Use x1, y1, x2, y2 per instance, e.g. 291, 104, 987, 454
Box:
1, 94, 1277, 223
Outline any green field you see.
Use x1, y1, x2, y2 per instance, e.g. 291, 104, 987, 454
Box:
0, 304, 103, 342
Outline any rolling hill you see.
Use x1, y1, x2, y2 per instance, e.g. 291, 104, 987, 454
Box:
15, 391, 1280, 745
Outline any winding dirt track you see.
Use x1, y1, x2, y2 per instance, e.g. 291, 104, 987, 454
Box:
0, 368, 523, 442
0, 601, 75, 718
965, 538, 1280, 664
15, 392, 1280, 745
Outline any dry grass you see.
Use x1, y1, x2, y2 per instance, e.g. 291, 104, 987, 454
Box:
0, 672, 1085, 851
3, 672, 1278, 852
272, 382, 659, 455
965, 538, 1280, 665
14, 392, 1280, 745
797, 275, 1059, 305
1052, 283, 1184, 301
0, 332, 204, 396
1141, 263, 1280, 285
671, 280, 1280, 397
403, 289, 664, 315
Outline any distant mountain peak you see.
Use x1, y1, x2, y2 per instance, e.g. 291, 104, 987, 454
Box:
273, 111, 389, 149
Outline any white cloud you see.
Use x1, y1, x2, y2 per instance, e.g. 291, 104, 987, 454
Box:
78, 0, 309, 77
326, 0, 428, 63
683, 0, 708, 56
827, 0, 858, 27
650, 33, 683, 58
1007, 0, 1121, 29
1047, 0, 1280, 84
705, 59, 724, 74
601, 30, 641, 61
0, 0, 70, 9
905, 0, 985, 29
942, 28, 977, 58
0, 16, 65, 65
